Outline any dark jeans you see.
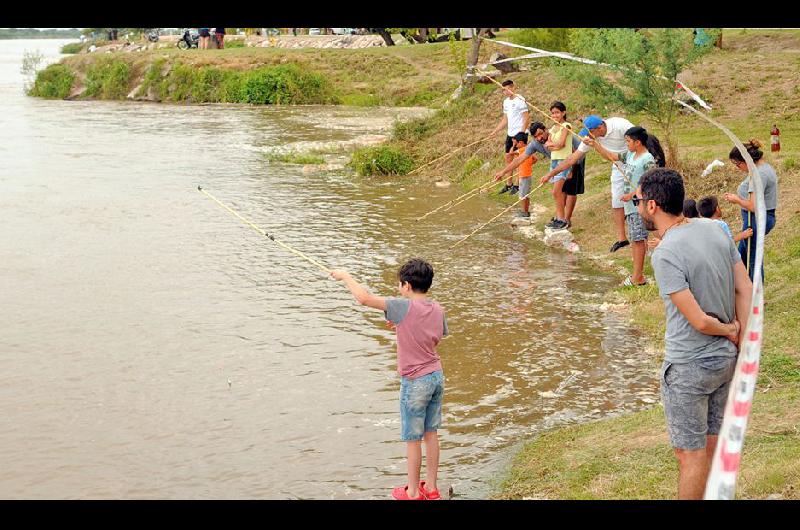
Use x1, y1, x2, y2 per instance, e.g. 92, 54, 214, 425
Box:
738, 209, 776, 282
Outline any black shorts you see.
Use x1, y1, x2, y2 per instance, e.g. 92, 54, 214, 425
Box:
563, 161, 586, 196
199, 29, 211, 37
504, 133, 528, 153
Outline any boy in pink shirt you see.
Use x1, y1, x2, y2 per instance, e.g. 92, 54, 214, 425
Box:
330, 258, 447, 500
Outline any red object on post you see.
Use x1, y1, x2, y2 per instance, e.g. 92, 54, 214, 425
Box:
771, 124, 781, 152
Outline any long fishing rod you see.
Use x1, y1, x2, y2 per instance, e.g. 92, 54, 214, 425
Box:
197, 186, 331, 274
443, 178, 507, 212
449, 181, 547, 249
416, 174, 500, 221
408, 135, 492, 176
474, 69, 633, 186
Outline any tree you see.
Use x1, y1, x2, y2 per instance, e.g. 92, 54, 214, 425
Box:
369, 28, 395, 46
560, 28, 717, 165
463, 28, 491, 94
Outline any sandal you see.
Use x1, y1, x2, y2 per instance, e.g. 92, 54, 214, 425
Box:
391, 485, 425, 500
419, 481, 441, 500
622, 276, 647, 287
610, 240, 630, 253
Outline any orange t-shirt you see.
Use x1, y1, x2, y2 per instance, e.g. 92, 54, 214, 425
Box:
515, 144, 533, 178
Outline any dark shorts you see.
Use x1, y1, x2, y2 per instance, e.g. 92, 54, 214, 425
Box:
505, 133, 528, 153
562, 161, 585, 196
660, 356, 736, 450
199, 29, 210, 37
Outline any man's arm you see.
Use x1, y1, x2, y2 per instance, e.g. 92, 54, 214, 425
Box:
494, 151, 535, 180
522, 110, 531, 135
586, 137, 620, 163
490, 115, 508, 137
330, 270, 387, 311
541, 149, 585, 183
669, 288, 740, 343
732, 259, 753, 345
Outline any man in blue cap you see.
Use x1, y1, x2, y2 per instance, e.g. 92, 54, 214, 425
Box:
541, 114, 635, 252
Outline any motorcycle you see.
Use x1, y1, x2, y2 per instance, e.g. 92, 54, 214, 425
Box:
147, 29, 160, 43
177, 28, 199, 49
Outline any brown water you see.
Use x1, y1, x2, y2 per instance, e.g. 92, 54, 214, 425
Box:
0, 40, 659, 499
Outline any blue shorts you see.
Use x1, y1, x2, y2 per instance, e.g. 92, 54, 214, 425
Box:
549, 158, 570, 183
399, 370, 444, 441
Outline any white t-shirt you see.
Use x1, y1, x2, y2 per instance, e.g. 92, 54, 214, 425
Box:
577, 116, 634, 155
503, 96, 529, 136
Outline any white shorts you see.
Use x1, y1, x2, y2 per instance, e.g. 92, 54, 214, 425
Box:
611, 165, 625, 209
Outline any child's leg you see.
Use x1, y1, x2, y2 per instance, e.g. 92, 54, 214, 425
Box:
553, 179, 567, 220
406, 441, 422, 497
631, 240, 646, 284
423, 430, 439, 491
522, 197, 530, 213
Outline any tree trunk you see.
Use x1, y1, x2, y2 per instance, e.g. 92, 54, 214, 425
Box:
464, 28, 489, 94
418, 28, 428, 42
664, 130, 679, 168
374, 28, 395, 46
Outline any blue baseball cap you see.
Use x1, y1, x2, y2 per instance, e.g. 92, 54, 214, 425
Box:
579, 115, 604, 137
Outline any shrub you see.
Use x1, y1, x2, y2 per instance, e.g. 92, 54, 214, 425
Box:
392, 116, 433, 141
239, 64, 332, 105
28, 63, 74, 98
84, 58, 131, 99
264, 151, 325, 164
348, 145, 414, 176
60, 42, 84, 54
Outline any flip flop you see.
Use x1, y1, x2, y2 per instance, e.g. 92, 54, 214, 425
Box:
392, 485, 425, 500
610, 240, 630, 253
419, 481, 441, 500
622, 276, 647, 287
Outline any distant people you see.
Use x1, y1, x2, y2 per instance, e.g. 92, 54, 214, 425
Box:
541, 114, 636, 253
330, 258, 447, 501
682, 198, 699, 218
199, 28, 211, 49
637, 168, 752, 500
697, 195, 753, 243
493, 121, 586, 229
590, 126, 663, 286
490, 80, 530, 195
215, 27, 226, 49
537, 101, 573, 230
723, 139, 779, 282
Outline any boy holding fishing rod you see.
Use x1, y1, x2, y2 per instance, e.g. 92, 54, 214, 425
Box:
330, 259, 448, 501
493, 132, 534, 220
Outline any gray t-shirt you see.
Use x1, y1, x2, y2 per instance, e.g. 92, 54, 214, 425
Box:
651, 218, 741, 363
737, 162, 778, 211
524, 136, 584, 162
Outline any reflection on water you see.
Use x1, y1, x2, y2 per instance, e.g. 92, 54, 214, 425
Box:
0, 39, 659, 499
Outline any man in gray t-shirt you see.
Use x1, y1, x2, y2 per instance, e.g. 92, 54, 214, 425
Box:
637, 168, 752, 500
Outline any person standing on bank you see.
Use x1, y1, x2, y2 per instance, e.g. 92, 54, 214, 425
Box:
214, 27, 226, 49
541, 114, 635, 253
723, 139, 779, 282
492, 122, 586, 228
636, 168, 752, 500
199, 28, 211, 49
490, 80, 530, 195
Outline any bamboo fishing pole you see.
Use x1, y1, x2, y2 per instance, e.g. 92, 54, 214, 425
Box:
197, 186, 331, 274
408, 135, 492, 176
474, 69, 633, 186
443, 178, 507, 212
449, 181, 547, 249
415, 174, 501, 221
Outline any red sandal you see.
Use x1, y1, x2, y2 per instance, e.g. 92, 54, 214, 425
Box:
419, 481, 441, 500
391, 485, 425, 500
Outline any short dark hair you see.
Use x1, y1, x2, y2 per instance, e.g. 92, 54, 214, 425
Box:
697, 196, 719, 218
683, 198, 699, 218
398, 258, 434, 293
529, 121, 546, 136
549, 100, 567, 118
639, 168, 685, 216
513, 131, 528, 143
501, 79, 514, 87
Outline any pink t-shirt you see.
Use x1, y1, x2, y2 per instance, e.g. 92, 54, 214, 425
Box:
385, 297, 447, 379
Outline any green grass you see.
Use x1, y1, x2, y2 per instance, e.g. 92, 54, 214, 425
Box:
60, 42, 84, 54
348, 145, 415, 176
27, 63, 74, 98
264, 151, 325, 165
83, 58, 131, 99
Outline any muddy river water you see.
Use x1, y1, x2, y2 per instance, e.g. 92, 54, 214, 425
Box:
0, 39, 659, 499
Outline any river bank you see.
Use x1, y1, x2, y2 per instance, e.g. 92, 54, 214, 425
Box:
23, 29, 800, 499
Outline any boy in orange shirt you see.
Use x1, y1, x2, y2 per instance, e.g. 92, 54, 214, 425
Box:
496, 132, 534, 219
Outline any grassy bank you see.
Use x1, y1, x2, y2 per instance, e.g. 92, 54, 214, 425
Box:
33, 40, 469, 107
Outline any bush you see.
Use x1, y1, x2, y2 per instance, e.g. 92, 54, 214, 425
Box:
239, 64, 332, 105
348, 145, 415, 176
264, 151, 325, 164
60, 42, 84, 54
84, 58, 131, 99
28, 63, 74, 98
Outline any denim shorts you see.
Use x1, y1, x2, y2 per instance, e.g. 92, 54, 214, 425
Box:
549, 159, 570, 183
625, 212, 648, 242
660, 356, 736, 450
399, 370, 444, 441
